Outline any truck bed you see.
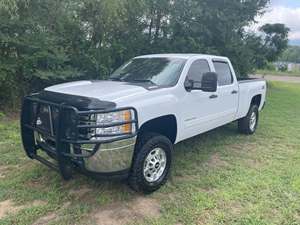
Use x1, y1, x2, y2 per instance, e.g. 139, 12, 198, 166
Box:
235, 77, 266, 121
237, 77, 265, 83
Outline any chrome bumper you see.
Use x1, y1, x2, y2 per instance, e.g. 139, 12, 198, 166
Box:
83, 137, 136, 173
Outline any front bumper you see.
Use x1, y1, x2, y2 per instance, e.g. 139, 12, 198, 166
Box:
21, 93, 138, 179
83, 137, 136, 173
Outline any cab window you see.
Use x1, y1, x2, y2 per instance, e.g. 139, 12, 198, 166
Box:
213, 61, 233, 86
186, 59, 211, 89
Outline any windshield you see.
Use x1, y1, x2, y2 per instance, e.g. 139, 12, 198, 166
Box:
110, 57, 187, 86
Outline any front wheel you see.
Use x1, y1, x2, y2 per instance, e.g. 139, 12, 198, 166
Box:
128, 133, 173, 193
238, 104, 259, 135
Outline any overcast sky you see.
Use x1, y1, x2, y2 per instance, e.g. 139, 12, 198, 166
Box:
254, 0, 300, 45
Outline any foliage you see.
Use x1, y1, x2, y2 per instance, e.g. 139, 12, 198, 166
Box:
258, 23, 290, 66
280, 45, 300, 63
264, 62, 276, 71
0, 0, 290, 108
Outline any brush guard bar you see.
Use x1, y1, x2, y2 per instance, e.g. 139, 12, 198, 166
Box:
21, 94, 138, 178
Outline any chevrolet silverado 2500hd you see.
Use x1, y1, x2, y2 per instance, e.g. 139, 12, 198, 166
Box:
21, 54, 266, 193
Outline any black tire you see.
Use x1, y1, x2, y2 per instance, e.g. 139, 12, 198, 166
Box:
238, 104, 259, 135
128, 132, 173, 193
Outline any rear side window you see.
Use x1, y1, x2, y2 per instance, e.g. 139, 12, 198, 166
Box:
213, 61, 233, 86
186, 59, 211, 88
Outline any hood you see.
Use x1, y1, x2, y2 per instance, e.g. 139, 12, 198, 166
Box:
45, 80, 150, 103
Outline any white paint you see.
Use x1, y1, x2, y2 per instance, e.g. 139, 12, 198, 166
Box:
46, 54, 267, 144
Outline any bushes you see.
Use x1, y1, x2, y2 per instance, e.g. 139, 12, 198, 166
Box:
0, 0, 289, 110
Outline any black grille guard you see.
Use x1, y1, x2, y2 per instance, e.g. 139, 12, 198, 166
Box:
20, 93, 138, 178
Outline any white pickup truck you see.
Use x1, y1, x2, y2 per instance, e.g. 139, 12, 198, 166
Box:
21, 54, 266, 193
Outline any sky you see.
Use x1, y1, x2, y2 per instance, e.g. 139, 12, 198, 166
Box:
254, 0, 300, 45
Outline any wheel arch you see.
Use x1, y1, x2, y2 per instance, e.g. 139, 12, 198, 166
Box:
138, 115, 177, 144
251, 94, 262, 108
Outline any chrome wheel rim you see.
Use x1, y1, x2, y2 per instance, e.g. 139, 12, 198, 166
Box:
249, 112, 257, 131
143, 148, 167, 183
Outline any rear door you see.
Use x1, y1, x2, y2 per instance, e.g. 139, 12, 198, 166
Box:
212, 60, 239, 124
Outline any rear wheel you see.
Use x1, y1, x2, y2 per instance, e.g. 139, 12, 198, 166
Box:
238, 104, 259, 135
128, 133, 173, 193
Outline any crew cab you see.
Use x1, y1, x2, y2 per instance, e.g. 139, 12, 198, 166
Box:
21, 54, 266, 193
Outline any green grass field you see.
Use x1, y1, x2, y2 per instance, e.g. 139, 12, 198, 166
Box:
1, 82, 300, 225
256, 69, 300, 77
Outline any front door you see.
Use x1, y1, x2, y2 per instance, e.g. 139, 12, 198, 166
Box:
181, 59, 220, 139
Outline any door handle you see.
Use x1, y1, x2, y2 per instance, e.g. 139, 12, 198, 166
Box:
231, 90, 238, 94
209, 94, 218, 99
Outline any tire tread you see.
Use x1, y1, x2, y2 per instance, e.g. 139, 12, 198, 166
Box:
238, 104, 259, 135
128, 132, 173, 193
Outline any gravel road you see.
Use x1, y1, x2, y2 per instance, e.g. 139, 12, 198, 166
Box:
251, 74, 300, 83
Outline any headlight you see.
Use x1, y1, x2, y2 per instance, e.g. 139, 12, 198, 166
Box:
91, 109, 135, 140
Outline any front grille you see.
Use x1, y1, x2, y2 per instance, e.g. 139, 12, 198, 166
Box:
30, 102, 78, 141
51, 106, 60, 135
78, 114, 95, 140
36, 104, 53, 135
63, 109, 77, 140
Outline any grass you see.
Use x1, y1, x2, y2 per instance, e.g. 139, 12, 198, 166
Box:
1, 81, 300, 225
256, 69, 300, 77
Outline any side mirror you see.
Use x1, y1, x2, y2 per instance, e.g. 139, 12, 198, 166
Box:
201, 72, 218, 92
184, 79, 194, 91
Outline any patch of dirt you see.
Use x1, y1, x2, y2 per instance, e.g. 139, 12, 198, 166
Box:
225, 201, 243, 215
245, 158, 264, 169
131, 197, 161, 218
92, 196, 161, 225
198, 187, 217, 194
230, 144, 247, 152
0, 199, 48, 220
197, 201, 241, 225
207, 153, 229, 168
69, 186, 93, 198
0, 200, 24, 219
0, 166, 9, 179
31, 200, 48, 207
165, 192, 179, 203
294, 212, 300, 223
229, 143, 265, 169
0, 165, 22, 179
26, 179, 46, 189
32, 201, 70, 225
230, 143, 258, 154
32, 213, 58, 225
62, 201, 71, 209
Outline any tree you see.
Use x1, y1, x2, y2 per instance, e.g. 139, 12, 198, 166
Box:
0, 0, 83, 106
259, 23, 290, 63
0, 0, 290, 108
280, 46, 300, 63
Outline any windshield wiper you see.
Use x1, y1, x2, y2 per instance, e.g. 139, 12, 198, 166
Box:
131, 79, 157, 85
110, 77, 157, 85
109, 72, 130, 82
109, 77, 123, 81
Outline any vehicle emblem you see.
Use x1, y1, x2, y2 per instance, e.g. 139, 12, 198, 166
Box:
36, 117, 42, 126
